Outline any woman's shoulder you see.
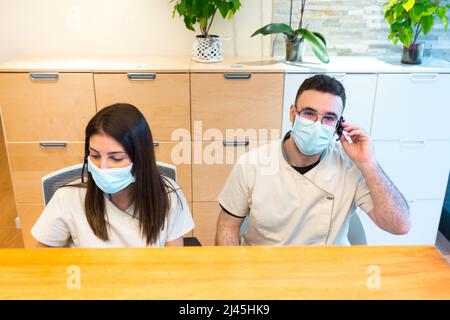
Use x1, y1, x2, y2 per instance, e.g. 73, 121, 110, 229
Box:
51, 184, 87, 203
162, 176, 182, 194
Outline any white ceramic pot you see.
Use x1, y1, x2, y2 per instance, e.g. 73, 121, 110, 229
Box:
192, 35, 224, 63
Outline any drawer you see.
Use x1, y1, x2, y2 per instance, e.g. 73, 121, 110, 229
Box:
94, 73, 190, 141
373, 140, 450, 200
192, 201, 221, 246
192, 140, 269, 202
356, 199, 443, 245
154, 141, 192, 202
16, 203, 44, 248
372, 73, 450, 140
191, 73, 283, 141
282, 73, 377, 135
0, 73, 96, 142
7, 142, 85, 203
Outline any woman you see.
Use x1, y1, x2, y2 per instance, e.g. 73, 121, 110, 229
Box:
32, 103, 194, 247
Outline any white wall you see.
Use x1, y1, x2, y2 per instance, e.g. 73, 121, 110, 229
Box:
0, 0, 273, 63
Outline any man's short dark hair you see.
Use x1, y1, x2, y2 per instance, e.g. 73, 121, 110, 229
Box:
295, 74, 346, 109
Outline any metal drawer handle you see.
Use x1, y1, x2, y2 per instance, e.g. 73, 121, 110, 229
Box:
400, 140, 426, 147
127, 73, 156, 81
410, 74, 438, 81
328, 73, 346, 82
29, 73, 59, 81
153, 141, 160, 147
222, 140, 249, 147
223, 73, 252, 80
39, 141, 67, 148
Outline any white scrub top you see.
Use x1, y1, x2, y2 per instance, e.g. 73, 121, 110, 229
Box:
31, 179, 195, 248
218, 133, 374, 246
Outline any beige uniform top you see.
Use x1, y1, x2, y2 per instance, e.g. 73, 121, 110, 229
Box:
218, 133, 374, 246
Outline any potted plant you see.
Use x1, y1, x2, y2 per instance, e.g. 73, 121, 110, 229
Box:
171, 0, 241, 63
251, 0, 329, 64
384, 0, 449, 64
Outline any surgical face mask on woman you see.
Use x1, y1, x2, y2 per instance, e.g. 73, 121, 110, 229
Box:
292, 115, 336, 156
87, 157, 135, 194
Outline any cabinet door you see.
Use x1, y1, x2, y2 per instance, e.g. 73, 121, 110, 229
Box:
94, 73, 190, 142
7, 142, 84, 203
191, 73, 283, 141
357, 199, 443, 245
373, 140, 450, 200
192, 140, 269, 202
154, 141, 192, 202
282, 73, 377, 135
0, 73, 96, 141
192, 201, 221, 246
16, 203, 44, 248
372, 73, 450, 140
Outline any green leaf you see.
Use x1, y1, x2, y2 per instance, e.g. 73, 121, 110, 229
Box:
218, 2, 229, 18
403, 0, 415, 12
421, 15, 434, 34
183, 16, 196, 31
394, 5, 405, 19
296, 28, 330, 64
442, 15, 448, 32
436, 6, 446, 19
312, 31, 327, 47
251, 23, 295, 37
170, 0, 241, 36
410, 4, 424, 24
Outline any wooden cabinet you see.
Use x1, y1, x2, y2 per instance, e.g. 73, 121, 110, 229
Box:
94, 73, 190, 142
191, 73, 283, 141
6, 142, 85, 203
15, 203, 44, 248
192, 140, 269, 202
0, 72, 94, 247
0, 57, 285, 248
154, 141, 192, 202
0, 73, 96, 141
192, 202, 221, 246
95, 73, 193, 201
191, 71, 283, 244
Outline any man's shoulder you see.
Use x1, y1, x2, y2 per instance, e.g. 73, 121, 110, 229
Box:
236, 140, 280, 166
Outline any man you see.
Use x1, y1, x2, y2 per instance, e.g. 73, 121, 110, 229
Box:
216, 75, 410, 246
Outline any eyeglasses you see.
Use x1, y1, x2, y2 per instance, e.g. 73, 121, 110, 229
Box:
295, 108, 339, 127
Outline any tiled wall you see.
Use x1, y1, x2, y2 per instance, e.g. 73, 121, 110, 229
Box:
272, 0, 450, 61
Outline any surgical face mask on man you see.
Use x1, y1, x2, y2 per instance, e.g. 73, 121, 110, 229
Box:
87, 157, 135, 194
292, 115, 336, 156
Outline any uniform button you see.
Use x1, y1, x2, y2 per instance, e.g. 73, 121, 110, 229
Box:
327, 196, 334, 200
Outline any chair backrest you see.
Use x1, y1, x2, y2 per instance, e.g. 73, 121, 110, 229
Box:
347, 212, 367, 245
42, 163, 85, 205
42, 161, 177, 206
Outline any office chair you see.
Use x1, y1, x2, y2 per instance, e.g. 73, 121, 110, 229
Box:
347, 212, 367, 245
41, 161, 201, 246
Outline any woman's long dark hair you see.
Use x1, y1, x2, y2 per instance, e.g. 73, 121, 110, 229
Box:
80, 103, 173, 244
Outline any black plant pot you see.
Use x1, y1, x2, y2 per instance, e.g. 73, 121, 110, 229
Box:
401, 43, 425, 65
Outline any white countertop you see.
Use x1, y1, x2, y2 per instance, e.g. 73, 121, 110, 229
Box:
1, 55, 449, 73
281, 56, 450, 74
